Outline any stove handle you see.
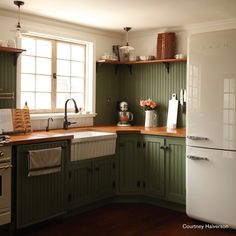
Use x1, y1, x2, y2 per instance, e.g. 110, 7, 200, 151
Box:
0, 164, 12, 170
187, 155, 208, 161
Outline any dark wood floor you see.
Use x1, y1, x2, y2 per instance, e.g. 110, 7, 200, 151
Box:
16, 203, 236, 236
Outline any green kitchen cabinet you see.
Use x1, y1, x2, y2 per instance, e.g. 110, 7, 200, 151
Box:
15, 140, 69, 229
68, 155, 116, 209
143, 135, 165, 198
118, 134, 186, 205
118, 134, 165, 198
118, 134, 143, 194
165, 137, 186, 204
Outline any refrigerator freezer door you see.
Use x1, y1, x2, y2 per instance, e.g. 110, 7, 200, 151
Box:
187, 29, 236, 150
186, 146, 236, 228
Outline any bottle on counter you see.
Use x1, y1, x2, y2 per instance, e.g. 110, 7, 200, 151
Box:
23, 101, 29, 110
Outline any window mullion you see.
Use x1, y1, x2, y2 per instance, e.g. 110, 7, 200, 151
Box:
51, 40, 57, 112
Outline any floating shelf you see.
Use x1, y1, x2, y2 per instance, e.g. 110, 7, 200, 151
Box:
0, 46, 26, 54
96, 58, 187, 74
0, 46, 26, 65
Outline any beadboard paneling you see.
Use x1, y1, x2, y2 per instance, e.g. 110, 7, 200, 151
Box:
95, 62, 186, 127
0, 52, 16, 108
95, 64, 120, 125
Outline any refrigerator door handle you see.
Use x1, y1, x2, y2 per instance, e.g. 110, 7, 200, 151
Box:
187, 155, 208, 161
187, 135, 208, 141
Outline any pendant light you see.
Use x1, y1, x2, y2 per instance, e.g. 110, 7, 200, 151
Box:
13, 1, 25, 38
120, 27, 134, 51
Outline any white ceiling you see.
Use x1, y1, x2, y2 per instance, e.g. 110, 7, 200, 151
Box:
0, 0, 236, 32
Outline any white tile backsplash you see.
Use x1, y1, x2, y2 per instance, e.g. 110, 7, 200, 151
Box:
31, 115, 94, 131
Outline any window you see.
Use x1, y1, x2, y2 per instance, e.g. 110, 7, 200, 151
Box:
19, 35, 93, 113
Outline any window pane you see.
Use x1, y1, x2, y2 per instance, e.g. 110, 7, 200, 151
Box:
71, 61, 84, 77
56, 93, 70, 108
21, 74, 35, 92
57, 76, 70, 92
71, 45, 85, 61
57, 60, 70, 76
21, 92, 35, 109
36, 39, 52, 58
71, 93, 84, 108
36, 75, 51, 92
21, 55, 35, 74
21, 38, 36, 56
36, 58, 51, 75
36, 93, 51, 109
71, 77, 84, 92
57, 42, 70, 60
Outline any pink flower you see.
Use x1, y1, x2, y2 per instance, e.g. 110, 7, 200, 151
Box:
140, 99, 158, 110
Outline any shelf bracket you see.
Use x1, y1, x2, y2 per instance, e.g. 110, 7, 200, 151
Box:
96, 61, 104, 73
163, 62, 170, 73
126, 65, 132, 75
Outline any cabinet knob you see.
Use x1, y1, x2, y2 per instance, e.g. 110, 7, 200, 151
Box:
0, 151, 4, 157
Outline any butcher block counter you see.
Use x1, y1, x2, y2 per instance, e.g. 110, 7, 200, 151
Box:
9, 126, 185, 144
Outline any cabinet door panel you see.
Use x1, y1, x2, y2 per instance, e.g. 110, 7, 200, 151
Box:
144, 136, 165, 198
68, 160, 93, 208
165, 138, 186, 204
16, 141, 68, 229
119, 135, 141, 194
93, 156, 116, 201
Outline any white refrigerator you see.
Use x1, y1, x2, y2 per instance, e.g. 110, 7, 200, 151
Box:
186, 29, 236, 228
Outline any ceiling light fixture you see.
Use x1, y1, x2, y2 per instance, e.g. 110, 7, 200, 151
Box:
120, 27, 134, 51
13, 1, 25, 38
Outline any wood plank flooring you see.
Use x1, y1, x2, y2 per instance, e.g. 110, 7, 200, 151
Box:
15, 203, 236, 236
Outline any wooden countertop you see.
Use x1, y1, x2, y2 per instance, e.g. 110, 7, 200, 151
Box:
8, 126, 185, 145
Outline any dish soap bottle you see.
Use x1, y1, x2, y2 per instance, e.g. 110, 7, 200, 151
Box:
23, 101, 29, 110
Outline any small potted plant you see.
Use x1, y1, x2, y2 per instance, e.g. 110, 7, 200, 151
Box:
140, 99, 158, 127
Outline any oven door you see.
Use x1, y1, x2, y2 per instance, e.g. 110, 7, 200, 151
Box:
0, 164, 11, 225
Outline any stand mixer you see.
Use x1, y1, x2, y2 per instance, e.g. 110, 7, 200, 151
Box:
117, 101, 133, 126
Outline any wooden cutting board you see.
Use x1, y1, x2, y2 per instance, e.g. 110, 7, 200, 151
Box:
167, 93, 178, 129
11, 109, 32, 133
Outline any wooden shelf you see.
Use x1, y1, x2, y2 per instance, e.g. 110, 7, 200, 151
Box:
97, 58, 186, 65
0, 46, 26, 54
96, 58, 187, 74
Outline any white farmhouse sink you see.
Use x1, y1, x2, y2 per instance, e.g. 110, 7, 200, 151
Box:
71, 131, 117, 161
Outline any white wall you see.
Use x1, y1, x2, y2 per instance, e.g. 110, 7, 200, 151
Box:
0, 9, 123, 59
128, 18, 236, 58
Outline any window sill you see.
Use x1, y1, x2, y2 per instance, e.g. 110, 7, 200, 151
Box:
30, 112, 97, 120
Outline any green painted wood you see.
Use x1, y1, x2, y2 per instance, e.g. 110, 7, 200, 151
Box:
144, 136, 165, 198
0, 52, 16, 108
68, 155, 116, 209
95, 62, 186, 127
118, 134, 143, 194
95, 64, 120, 125
165, 137, 186, 204
93, 156, 116, 200
68, 159, 93, 208
16, 141, 68, 229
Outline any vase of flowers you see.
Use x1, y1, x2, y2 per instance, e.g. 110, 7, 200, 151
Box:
140, 99, 158, 128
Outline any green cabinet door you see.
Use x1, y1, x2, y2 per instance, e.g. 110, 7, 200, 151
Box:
68, 159, 93, 208
15, 141, 68, 229
143, 135, 165, 198
93, 156, 116, 201
165, 137, 186, 204
68, 155, 116, 208
118, 134, 143, 194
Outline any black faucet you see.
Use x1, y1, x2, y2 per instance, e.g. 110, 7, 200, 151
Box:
46, 117, 53, 132
63, 98, 79, 129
